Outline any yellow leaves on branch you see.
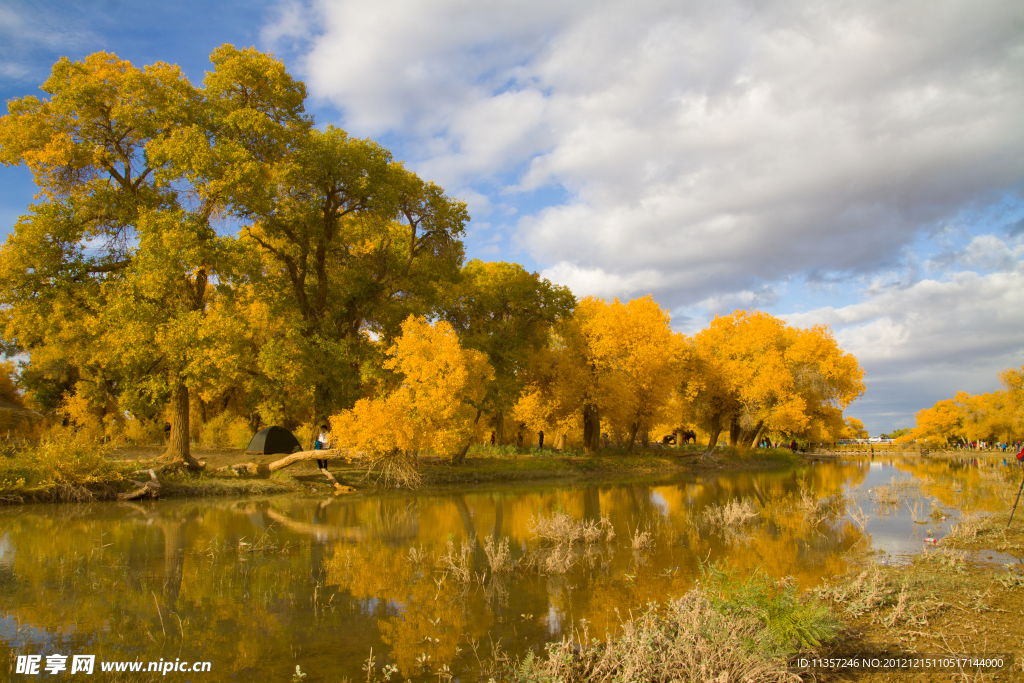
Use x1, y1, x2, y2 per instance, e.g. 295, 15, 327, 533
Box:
843, 417, 869, 439
330, 316, 493, 460
514, 300, 865, 451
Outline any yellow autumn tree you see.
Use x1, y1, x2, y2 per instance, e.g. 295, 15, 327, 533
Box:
903, 398, 963, 446
902, 366, 1024, 448
680, 310, 864, 454
582, 296, 682, 450
842, 417, 868, 439
330, 316, 493, 474
513, 295, 681, 452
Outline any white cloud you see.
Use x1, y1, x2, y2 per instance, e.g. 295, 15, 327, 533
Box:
272, 0, 1024, 304
785, 243, 1024, 430
0, 2, 94, 83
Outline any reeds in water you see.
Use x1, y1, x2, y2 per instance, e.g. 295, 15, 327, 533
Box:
528, 513, 615, 545
701, 498, 758, 529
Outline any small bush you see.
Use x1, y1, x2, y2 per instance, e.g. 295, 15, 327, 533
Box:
701, 565, 839, 654
199, 413, 253, 449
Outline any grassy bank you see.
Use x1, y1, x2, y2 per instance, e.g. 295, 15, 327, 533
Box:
478, 567, 838, 683
0, 440, 804, 504
0, 439, 299, 503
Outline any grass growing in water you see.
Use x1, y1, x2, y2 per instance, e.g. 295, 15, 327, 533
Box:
528, 512, 615, 544
701, 498, 759, 529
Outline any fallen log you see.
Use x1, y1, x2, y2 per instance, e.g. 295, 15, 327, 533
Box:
118, 469, 161, 501
263, 449, 349, 473
221, 448, 365, 484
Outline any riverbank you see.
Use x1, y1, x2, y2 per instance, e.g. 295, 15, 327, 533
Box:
0, 441, 805, 504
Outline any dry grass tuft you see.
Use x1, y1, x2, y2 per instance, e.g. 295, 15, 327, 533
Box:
504, 581, 831, 683
362, 452, 423, 490
816, 567, 894, 617
482, 536, 516, 573
702, 498, 759, 529
947, 513, 991, 542
629, 525, 654, 551
528, 513, 615, 545
437, 539, 475, 582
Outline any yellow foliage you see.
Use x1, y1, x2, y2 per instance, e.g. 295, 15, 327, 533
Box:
903, 366, 1024, 445
330, 316, 493, 460
61, 387, 122, 442
681, 310, 864, 449
843, 417, 868, 439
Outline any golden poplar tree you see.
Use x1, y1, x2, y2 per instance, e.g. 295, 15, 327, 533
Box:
330, 316, 493, 464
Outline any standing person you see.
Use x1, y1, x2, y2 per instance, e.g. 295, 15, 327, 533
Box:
790, 440, 797, 453
315, 424, 331, 470
490, 431, 496, 446
538, 430, 544, 449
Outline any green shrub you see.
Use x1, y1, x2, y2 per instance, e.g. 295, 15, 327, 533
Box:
700, 565, 840, 654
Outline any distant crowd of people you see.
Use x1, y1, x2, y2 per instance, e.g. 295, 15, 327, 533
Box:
947, 440, 1022, 452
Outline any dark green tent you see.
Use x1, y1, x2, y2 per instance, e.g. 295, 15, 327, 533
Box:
245, 426, 302, 456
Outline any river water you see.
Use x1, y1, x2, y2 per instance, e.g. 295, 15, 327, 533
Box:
0, 455, 1018, 681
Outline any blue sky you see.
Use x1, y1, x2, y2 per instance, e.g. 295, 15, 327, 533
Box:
3, 0, 1023, 434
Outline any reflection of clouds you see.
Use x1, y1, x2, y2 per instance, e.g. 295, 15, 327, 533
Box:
649, 490, 671, 517
0, 532, 14, 568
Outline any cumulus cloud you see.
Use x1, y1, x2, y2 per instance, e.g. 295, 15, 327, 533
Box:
269, 0, 1024, 306
785, 238, 1024, 429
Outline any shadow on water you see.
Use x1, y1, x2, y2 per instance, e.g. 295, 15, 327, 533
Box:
0, 456, 1015, 681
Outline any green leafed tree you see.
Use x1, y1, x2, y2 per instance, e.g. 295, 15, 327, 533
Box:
441, 259, 575, 453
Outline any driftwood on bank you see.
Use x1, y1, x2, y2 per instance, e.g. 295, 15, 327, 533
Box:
218, 448, 359, 486
118, 469, 161, 500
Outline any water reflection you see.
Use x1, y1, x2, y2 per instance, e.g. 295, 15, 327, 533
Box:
0, 457, 1012, 681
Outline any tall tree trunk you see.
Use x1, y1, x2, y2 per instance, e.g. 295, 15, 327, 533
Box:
745, 421, 766, 448
451, 409, 482, 465
705, 414, 723, 456
728, 415, 741, 447
495, 410, 505, 445
165, 373, 202, 469
626, 421, 640, 452
452, 442, 471, 465
583, 403, 601, 454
